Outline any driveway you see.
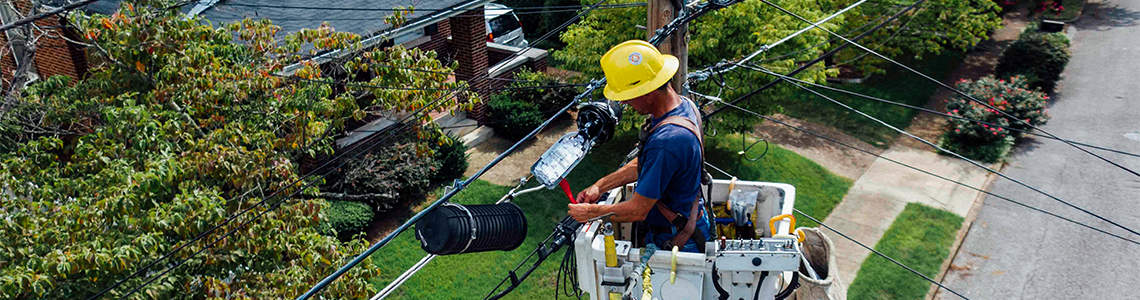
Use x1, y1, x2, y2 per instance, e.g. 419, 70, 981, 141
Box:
940, 1, 1140, 299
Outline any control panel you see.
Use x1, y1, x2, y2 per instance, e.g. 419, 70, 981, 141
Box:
714, 238, 800, 272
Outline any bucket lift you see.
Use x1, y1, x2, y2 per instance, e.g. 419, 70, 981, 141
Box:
573, 180, 805, 300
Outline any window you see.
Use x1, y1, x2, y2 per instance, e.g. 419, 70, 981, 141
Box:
487, 14, 521, 37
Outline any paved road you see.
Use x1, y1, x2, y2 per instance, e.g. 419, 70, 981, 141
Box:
941, 1, 1140, 299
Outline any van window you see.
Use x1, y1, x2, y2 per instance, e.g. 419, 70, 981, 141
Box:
488, 14, 521, 37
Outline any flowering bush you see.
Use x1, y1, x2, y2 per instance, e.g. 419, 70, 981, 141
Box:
940, 76, 1051, 163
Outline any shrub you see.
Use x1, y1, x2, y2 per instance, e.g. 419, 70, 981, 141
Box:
501, 68, 578, 118
328, 141, 440, 209
996, 27, 1071, 93
487, 94, 545, 141
940, 76, 1051, 163
318, 200, 375, 240
431, 134, 469, 182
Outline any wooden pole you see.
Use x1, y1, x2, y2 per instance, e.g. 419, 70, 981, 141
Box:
647, 0, 688, 94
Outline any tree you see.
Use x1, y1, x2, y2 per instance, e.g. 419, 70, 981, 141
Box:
556, 0, 839, 134
554, 0, 1001, 134
0, 0, 473, 298
830, 0, 1002, 73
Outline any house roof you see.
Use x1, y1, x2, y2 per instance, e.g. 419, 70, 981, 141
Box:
195, 0, 486, 36
71, 0, 487, 37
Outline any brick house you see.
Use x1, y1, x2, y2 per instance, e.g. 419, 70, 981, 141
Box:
2, 0, 545, 147
0, 0, 89, 90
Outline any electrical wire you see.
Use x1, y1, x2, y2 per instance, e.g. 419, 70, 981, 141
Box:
295, 0, 619, 297
699, 0, 929, 113
744, 64, 1140, 239
272, 74, 588, 91
91, 96, 436, 299
216, 2, 646, 13
792, 208, 972, 300
756, 0, 1140, 179
243, 5, 647, 21
0, 0, 100, 32
733, 63, 1140, 158
708, 98, 1140, 246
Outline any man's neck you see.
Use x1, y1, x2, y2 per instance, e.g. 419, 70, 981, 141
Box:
650, 87, 682, 117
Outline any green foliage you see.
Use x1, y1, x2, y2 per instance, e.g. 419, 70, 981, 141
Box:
431, 134, 470, 182
849, 203, 963, 300
496, 0, 580, 50
318, 201, 375, 240
328, 141, 441, 209
834, 0, 1002, 74
487, 94, 546, 141
940, 76, 1050, 163
0, 1, 470, 298
502, 68, 579, 117
996, 27, 1072, 93
555, 0, 1000, 135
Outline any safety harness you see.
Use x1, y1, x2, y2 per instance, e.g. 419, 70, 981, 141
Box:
637, 98, 710, 253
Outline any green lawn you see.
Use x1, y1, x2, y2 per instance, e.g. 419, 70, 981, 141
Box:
369, 129, 854, 298
848, 203, 964, 300
771, 52, 966, 146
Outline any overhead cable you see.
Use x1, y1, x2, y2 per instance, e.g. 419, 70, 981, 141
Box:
709, 98, 1140, 246
0, 0, 100, 32
294, 0, 624, 298
756, 0, 1140, 178
746, 65, 1140, 239
732, 63, 1140, 158
217, 3, 646, 12
699, 0, 928, 114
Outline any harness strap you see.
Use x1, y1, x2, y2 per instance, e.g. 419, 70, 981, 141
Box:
645, 107, 708, 252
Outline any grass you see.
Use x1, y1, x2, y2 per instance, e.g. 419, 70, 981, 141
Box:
771, 51, 966, 146
848, 203, 964, 300
705, 134, 854, 228
1042, 0, 1084, 21
369, 129, 854, 298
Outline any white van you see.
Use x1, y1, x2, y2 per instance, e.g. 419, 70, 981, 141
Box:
484, 3, 529, 48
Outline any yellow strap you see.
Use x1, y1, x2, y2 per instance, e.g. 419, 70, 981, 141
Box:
670, 246, 679, 284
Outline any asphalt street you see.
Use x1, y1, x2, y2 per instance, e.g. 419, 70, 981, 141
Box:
940, 1, 1140, 299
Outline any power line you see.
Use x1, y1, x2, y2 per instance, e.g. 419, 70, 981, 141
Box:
89, 90, 440, 299
756, 0, 1140, 179
293, 0, 625, 297
699, 0, 928, 114
745, 64, 1140, 239
272, 74, 588, 91
708, 98, 1140, 246
0, 0, 100, 32
217, 2, 646, 13
791, 208, 972, 300
731, 63, 1140, 159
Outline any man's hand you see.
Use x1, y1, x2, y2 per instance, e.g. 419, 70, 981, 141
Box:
568, 203, 598, 223
576, 184, 603, 204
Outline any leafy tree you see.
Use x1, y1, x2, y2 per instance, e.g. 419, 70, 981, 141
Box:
831, 0, 1002, 74
0, 0, 474, 298
555, 0, 1001, 134
556, 0, 840, 134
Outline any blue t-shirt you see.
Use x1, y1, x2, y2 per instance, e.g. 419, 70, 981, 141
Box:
636, 98, 708, 235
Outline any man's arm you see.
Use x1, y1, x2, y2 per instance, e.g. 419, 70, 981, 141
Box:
568, 191, 656, 223
575, 157, 639, 203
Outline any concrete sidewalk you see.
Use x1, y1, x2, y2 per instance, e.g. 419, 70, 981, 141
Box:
823, 146, 995, 286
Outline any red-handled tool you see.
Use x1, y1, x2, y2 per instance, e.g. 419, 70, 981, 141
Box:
559, 178, 577, 204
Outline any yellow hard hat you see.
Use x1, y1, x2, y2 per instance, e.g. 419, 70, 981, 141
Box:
601, 40, 679, 101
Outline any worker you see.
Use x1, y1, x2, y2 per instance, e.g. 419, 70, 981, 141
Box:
568, 40, 711, 253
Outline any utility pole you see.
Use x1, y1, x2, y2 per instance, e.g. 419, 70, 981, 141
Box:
647, 0, 688, 94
